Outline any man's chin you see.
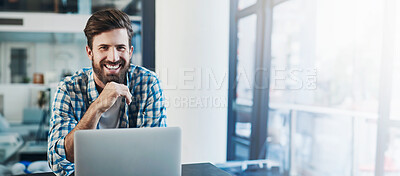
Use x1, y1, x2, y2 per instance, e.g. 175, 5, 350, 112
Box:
96, 66, 129, 84
104, 75, 122, 83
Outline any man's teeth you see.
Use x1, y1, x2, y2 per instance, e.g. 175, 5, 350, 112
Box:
105, 64, 119, 69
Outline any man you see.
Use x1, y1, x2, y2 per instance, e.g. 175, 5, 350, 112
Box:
47, 9, 166, 176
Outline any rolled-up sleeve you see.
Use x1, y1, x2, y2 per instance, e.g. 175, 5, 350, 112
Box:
48, 83, 77, 176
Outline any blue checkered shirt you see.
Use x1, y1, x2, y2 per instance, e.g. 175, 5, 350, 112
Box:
47, 64, 167, 176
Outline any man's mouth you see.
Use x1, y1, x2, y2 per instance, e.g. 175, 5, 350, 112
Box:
104, 64, 121, 70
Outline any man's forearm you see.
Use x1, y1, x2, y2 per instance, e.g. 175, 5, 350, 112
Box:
64, 101, 104, 162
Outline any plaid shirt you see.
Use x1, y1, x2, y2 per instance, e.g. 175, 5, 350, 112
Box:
47, 64, 167, 176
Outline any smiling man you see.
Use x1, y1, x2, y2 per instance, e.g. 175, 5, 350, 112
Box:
47, 9, 166, 176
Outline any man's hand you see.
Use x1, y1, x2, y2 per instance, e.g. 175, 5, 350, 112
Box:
95, 82, 132, 113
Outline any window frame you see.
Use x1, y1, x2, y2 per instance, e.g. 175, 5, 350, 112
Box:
227, 0, 275, 161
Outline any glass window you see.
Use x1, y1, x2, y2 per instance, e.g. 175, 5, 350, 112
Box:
384, 128, 400, 175
390, 56, 400, 120
238, 0, 257, 10
390, 0, 400, 120
235, 140, 250, 160
10, 48, 28, 83
294, 113, 353, 175
386, 2, 400, 174
265, 109, 290, 173
269, 0, 383, 175
270, 0, 382, 114
231, 13, 258, 161
236, 14, 257, 106
355, 118, 377, 176
234, 13, 257, 139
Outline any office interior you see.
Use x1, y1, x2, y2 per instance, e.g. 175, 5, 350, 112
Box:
0, 0, 399, 175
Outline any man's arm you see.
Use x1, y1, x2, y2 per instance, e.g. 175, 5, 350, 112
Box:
63, 101, 103, 162
63, 82, 132, 162
48, 82, 132, 175
48, 83, 78, 176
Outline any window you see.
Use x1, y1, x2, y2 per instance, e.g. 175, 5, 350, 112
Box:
228, 0, 270, 162
10, 48, 28, 83
228, 0, 400, 176
1, 43, 35, 84
270, 0, 382, 175
238, 0, 257, 10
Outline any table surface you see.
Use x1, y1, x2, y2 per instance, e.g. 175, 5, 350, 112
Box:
19, 162, 231, 176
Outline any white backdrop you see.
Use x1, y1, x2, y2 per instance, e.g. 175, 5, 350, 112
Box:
155, 0, 230, 164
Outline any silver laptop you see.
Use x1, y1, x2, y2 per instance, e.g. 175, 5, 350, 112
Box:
74, 127, 181, 176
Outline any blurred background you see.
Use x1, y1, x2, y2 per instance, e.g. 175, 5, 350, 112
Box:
0, 0, 400, 176
0, 0, 144, 175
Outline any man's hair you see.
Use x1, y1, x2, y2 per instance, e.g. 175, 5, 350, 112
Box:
84, 9, 133, 49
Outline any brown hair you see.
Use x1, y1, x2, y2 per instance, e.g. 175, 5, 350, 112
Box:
84, 9, 133, 49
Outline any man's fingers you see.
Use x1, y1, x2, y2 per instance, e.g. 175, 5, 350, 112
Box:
123, 91, 132, 104
118, 85, 132, 105
105, 83, 132, 104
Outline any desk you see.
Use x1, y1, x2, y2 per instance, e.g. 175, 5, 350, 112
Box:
19, 163, 231, 176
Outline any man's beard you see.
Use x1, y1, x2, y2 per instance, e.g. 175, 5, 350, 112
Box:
92, 56, 130, 85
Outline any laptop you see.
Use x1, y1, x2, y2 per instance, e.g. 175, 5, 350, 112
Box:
74, 127, 181, 176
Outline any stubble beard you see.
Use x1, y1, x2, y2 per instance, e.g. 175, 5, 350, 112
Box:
92, 55, 130, 85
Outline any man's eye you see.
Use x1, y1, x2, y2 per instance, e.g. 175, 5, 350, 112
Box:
99, 46, 108, 50
117, 46, 126, 51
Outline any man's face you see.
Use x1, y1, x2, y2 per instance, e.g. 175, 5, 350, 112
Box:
86, 28, 133, 87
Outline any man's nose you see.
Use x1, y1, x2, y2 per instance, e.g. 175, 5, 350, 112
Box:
107, 47, 119, 62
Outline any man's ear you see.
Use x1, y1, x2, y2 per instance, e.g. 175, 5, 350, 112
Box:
129, 46, 134, 58
86, 45, 93, 60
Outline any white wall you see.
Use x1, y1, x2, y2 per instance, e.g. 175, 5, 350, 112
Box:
156, 0, 230, 164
